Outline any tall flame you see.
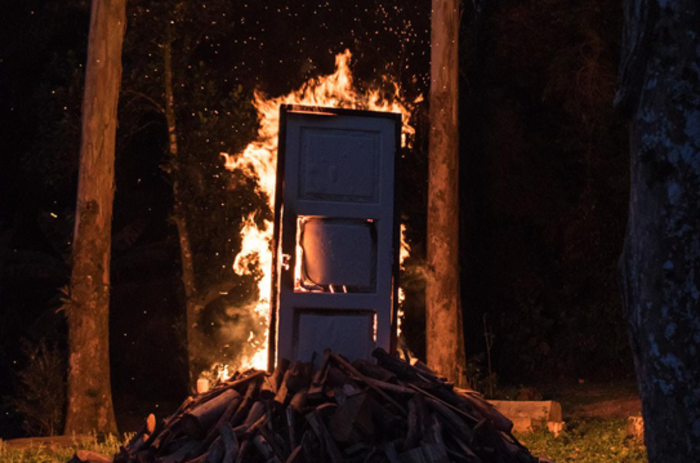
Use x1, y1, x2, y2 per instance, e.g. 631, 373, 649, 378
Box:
221, 50, 415, 371
397, 223, 411, 338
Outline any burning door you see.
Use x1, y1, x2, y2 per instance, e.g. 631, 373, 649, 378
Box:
270, 105, 401, 369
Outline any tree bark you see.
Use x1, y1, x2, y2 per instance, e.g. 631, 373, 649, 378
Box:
65, 0, 126, 435
163, 23, 201, 390
617, 0, 700, 461
427, 0, 467, 385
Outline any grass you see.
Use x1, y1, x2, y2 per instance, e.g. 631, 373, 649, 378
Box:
0, 433, 125, 463
0, 419, 647, 463
518, 418, 647, 463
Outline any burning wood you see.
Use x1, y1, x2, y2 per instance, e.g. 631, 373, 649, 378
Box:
86, 349, 540, 463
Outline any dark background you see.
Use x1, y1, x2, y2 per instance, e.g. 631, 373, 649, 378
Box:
0, 0, 630, 437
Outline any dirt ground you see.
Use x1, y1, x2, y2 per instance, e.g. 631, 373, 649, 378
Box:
544, 380, 642, 420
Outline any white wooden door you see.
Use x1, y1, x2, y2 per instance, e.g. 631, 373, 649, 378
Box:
272, 106, 400, 369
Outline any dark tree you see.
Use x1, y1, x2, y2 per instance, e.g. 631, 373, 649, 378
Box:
120, 0, 262, 382
65, 0, 127, 434
617, 0, 700, 460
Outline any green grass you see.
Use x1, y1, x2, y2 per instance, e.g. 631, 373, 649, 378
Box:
0, 433, 125, 463
518, 418, 647, 463
0, 419, 647, 463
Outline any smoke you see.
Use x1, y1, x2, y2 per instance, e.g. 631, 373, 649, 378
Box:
191, 275, 268, 377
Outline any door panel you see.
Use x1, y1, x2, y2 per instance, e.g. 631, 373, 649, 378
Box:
272, 106, 400, 369
294, 309, 376, 370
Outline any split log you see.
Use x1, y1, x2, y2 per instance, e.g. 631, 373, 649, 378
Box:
252, 435, 282, 463
329, 392, 374, 444
259, 376, 277, 401
272, 359, 291, 390
403, 394, 427, 451
220, 422, 239, 463
186, 453, 209, 463
288, 388, 308, 412
124, 413, 157, 456
260, 359, 291, 400
408, 384, 479, 424
203, 438, 224, 463
399, 443, 450, 463
235, 401, 266, 433
285, 361, 312, 393
383, 442, 402, 463
285, 446, 303, 463
274, 370, 291, 406
426, 398, 474, 444
285, 389, 308, 449
257, 421, 286, 461
327, 367, 364, 405
231, 380, 260, 427
306, 408, 344, 463
65, 354, 540, 463
308, 353, 331, 400
161, 440, 200, 463
194, 372, 264, 408
352, 359, 396, 383
235, 413, 267, 438
372, 348, 428, 383
182, 389, 240, 439
197, 395, 243, 453
300, 430, 323, 463
233, 440, 249, 463
363, 377, 415, 397
329, 353, 407, 415
455, 391, 513, 433
285, 407, 297, 450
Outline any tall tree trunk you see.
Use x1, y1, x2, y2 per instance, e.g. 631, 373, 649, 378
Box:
427, 0, 466, 385
163, 24, 200, 390
65, 0, 126, 435
617, 0, 700, 461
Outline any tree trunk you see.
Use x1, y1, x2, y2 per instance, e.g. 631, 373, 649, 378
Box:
617, 0, 700, 461
65, 0, 126, 435
427, 0, 467, 385
163, 23, 201, 390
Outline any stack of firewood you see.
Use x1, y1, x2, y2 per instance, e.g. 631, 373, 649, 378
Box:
80, 349, 542, 463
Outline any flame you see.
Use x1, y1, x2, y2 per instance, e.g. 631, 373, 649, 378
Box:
397, 224, 411, 338
221, 50, 415, 371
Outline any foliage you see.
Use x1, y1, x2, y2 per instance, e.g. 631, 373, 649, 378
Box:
518, 418, 647, 463
0, 433, 124, 463
7, 339, 66, 436
459, 0, 631, 382
465, 354, 498, 398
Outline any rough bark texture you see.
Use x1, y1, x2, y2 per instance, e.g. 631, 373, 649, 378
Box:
65, 0, 126, 435
617, 0, 700, 460
427, 0, 467, 385
163, 25, 200, 390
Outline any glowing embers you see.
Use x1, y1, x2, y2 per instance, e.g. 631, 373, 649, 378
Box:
294, 216, 377, 293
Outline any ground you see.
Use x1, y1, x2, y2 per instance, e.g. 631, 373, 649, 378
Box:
0, 381, 647, 463
516, 380, 647, 463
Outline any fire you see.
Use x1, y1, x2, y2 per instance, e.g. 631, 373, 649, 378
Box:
221, 50, 416, 372
397, 224, 411, 338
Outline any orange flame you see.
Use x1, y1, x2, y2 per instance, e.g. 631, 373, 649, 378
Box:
397, 223, 411, 338
221, 50, 416, 371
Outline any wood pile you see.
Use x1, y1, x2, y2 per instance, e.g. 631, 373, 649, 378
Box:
83, 349, 543, 463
